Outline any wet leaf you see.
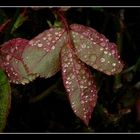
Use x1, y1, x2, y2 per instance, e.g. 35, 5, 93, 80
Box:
0, 69, 11, 132
70, 24, 123, 75
61, 44, 97, 125
22, 27, 66, 78
0, 38, 36, 84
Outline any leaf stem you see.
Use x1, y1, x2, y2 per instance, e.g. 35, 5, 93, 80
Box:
52, 9, 74, 48
29, 78, 61, 103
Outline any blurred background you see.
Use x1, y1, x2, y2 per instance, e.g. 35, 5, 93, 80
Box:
0, 7, 140, 132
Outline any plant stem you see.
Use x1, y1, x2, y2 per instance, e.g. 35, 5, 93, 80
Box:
52, 9, 74, 48
29, 78, 61, 103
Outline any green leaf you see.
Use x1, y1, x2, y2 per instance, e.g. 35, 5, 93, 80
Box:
22, 28, 66, 78
0, 69, 11, 132
11, 10, 28, 33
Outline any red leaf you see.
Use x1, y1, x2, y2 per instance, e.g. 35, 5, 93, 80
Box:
22, 27, 66, 78
61, 44, 97, 125
0, 38, 36, 84
70, 24, 124, 75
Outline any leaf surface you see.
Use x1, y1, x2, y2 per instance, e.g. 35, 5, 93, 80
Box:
61, 44, 97, 125
70, 24, 123, 75
22, 28, 66, 78
0, 38, 35, 84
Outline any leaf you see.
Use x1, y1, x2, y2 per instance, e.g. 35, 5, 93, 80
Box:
0, 69, 11, 132
22, 27, 66, 78
0, 38, 36, 84
70, 24, 124, 75
61, 44, 97, 125
11, 11, 28, 33
0, 19, 11, 33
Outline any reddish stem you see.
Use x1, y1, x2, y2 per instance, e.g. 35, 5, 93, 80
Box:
53, 9, 73, 48
0, 19, 12, 33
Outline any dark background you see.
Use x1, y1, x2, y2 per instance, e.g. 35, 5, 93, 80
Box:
0, 7, 140, 133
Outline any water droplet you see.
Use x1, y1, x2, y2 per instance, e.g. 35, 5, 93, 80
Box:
68, 53, 72, 58
100, 42, 106, 47
82, 76, 86, 79
100, 47, 104, 51
11, 48, 15, 53
52, 46, 55, 50
84, 55, 88, 58
111, 50, 115, 54
84, 115, 87, 118
104, 51, 108, 54
64, 64, 68, 67
88, 82, 91, 86
71, 75, 75, 79
6, 55, 11, 61
81, 100, 85, 104
100, 57, 105, 62
66, 81, 69, 84
10, 67, 14, 71
111, 68, 116, 72
55, 32, 59, 35
38, 43, 43, 47
43, 37, 47, 40
63, 69, 66, 73
81, 44, 86, 48
100, 38, 103, 41
93, 64, 98, 69
112, 63, 116, 66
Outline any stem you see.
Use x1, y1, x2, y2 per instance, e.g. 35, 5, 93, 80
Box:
29, 78, 61, 103
114, 10, 124, 90
52, 9, 73, 48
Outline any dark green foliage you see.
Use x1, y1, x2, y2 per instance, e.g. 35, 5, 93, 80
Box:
0, 69, 11, 132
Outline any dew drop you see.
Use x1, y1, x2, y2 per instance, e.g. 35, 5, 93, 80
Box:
100, 47, 104, 51
104, 51, 108, 54
112, 63, 116, 66
55, 32, 59, 35
52, 46, 55, 50
84, 55, 88, 58
6, 55, 11, 61
38, 43, 43, 47
43, 37, 47, 40
100, 57, 105, 62
100, 42, 106, 47
63, 69, 66, 73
